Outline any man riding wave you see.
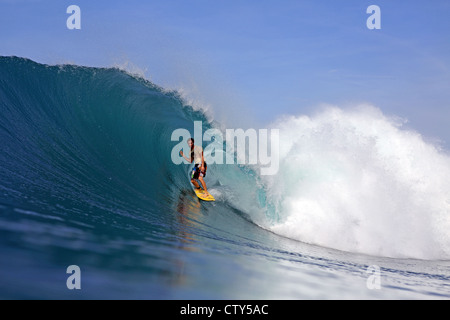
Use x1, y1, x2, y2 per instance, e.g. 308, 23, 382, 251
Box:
180, 138, 210, 197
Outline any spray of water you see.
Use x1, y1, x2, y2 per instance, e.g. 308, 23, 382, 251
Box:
258, 104, 450, 260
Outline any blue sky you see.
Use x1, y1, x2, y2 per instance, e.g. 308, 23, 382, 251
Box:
1, 0, 450, 145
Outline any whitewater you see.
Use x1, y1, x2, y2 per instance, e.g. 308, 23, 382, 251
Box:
1, 56, 450, 299
261, 106, 450, 260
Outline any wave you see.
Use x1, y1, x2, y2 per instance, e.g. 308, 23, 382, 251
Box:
0, 56, 203, 220
261, 106, 450, 259
1, 56, 450, 260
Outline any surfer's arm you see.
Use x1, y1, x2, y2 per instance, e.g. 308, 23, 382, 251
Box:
179, 150, 192, 163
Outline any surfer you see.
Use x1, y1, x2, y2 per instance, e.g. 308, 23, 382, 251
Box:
180, 138, 210, 196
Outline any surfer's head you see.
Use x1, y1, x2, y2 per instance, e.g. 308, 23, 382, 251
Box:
188, 138, 194, 149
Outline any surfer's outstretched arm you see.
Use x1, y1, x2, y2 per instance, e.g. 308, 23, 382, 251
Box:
180, 150, 192, 163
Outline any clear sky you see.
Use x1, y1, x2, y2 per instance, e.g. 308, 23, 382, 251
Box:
1, 0, 450, 145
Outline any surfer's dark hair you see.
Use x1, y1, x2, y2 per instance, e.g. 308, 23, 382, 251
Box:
188, 138, 194, 143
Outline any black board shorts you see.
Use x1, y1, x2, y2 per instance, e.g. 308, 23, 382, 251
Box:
191, 163, 207, 179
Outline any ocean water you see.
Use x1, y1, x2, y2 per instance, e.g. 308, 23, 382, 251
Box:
1, 56, 450, 300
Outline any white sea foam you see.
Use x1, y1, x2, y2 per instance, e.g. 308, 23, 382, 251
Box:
259, 104, 450, 260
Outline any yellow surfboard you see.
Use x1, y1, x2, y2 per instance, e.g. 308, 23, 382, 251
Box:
194, 188, 215, 201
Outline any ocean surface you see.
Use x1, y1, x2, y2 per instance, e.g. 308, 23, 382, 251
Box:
1, 56, 450, 299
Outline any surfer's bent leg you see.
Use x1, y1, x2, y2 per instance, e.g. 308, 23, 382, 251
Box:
198, 164, 208, 193
191, 165, 201, 189
198, 176, 207, 193
191, 178, 200, 189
